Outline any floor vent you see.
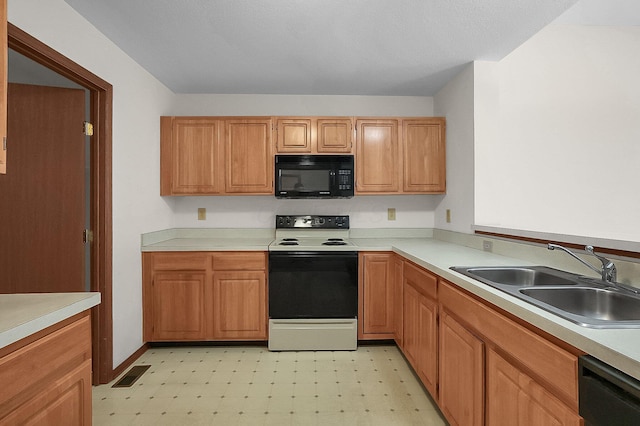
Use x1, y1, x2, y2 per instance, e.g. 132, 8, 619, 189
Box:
111, 365, 151, 388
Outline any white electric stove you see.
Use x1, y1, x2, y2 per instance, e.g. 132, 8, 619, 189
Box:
267, 215, 358, 351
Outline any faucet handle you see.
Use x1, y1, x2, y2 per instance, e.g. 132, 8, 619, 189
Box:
585, 246, 617, 282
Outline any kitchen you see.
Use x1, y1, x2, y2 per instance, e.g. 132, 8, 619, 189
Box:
2, 0, 640, 425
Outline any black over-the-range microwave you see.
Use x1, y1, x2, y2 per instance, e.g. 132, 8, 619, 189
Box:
275, 155, 354, 198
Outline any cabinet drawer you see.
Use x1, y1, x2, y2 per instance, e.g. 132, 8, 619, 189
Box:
440, 280, 579, 409
150, 252, 209, 270
212, 252, 266, 271
403, 261, 437, 299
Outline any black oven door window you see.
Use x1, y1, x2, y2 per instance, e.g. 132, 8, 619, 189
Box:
269, 252, 358, 319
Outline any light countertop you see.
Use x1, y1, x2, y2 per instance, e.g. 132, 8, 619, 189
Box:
0, 292, 101, 350
141, 228, 640, 380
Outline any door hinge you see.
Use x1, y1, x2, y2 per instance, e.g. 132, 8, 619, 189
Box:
83, 229, 94, 243
83, 121, 94, 136
2, 137, 6, 151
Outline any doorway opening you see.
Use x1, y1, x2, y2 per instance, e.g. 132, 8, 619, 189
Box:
7, 23, 113, 384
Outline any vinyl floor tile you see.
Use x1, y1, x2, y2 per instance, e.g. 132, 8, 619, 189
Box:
93, 345, 447, 425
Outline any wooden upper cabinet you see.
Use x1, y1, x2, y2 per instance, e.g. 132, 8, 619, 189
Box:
403, 118, 446, 193
355, 119, 400, 193
275, 118, 312, 153
275, 117, 353, 154
160, 117, 222, 195
0, 0, 7, 175
316, 118, 353, 153
224, 118, 273, 194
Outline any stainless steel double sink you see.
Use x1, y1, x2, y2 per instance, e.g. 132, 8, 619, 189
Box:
450, 266, 640, 328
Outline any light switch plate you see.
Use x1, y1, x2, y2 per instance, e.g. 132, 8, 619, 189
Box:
388, 208, 396, 221
197, 208, 206, 220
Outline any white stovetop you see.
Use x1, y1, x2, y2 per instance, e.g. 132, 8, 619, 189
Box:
269, 229, 356, 251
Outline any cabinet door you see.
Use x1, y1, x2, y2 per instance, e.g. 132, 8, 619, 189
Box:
160, 117, 222, 195
402, 119, 446, 193
403, 280, 438, 397
275, 118, 312, 153
1, 359, 92, 425
439, 311, 484, 426
393, 256, 404, 347
360, 253, 394, 337
486, 348, 581, 426
212, 271, 267, 339
0, 0, 6, 174
355, 119, 399, 193
317, 118, 353, 153
403, 282, 420, 369
151, 272, 207, 340
225, 119, 273, 194
416, 293, 438, 397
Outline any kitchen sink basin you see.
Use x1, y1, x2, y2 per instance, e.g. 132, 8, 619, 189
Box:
520, 287, 640, 322
459, 266, 577, 287
450, 265, 640, 328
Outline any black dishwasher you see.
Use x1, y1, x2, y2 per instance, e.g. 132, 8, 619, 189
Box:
579, 355, 640, 425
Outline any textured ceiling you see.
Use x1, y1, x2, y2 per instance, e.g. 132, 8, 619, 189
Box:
63, 0, 582, 96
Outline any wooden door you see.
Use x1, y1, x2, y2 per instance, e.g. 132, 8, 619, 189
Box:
486, 348, 581, 426
360, 252, 395, 337
317, 118, 353, 153
275, 118, 312, 153
403, 119, 446, 193
212, 271, 267, 339
160, 117, 222, 195
0, 0, 6, 175
355, 119, 399, 193
0, 84, 85, 293
439, 311, 485, 426
224, 119, 273, 194
151, 272, 207, 340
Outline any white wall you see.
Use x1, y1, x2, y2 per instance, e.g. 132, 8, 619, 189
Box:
171, 195, 439, 229
9, 0, 176, 368
475, 24, 640, 244
433, 63, 475, 233
169, 94, 439, 230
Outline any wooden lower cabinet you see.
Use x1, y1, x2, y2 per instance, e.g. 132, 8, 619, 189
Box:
402, 261, 438, 397
393, 256, 404, 347
0, 314, 92, 425
437, 280, 583, 426
212, 271, 267, 339
359, 252, 395, 338
438, 311, 484, 426
151, 271, 208, 340
143, 251, 267, 342
486, 348, 581, 426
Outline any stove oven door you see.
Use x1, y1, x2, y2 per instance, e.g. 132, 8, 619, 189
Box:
268, 251, 358, 319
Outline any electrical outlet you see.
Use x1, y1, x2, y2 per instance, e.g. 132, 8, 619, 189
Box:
388, 208, 396, 221
483, 240, 493, 252
197, 208, 206, 220
446, 209, 451, 223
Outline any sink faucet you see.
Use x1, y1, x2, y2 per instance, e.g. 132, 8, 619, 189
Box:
547, 243, 617, 283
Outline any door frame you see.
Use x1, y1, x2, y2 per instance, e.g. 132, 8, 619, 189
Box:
8, 23, 113, 384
